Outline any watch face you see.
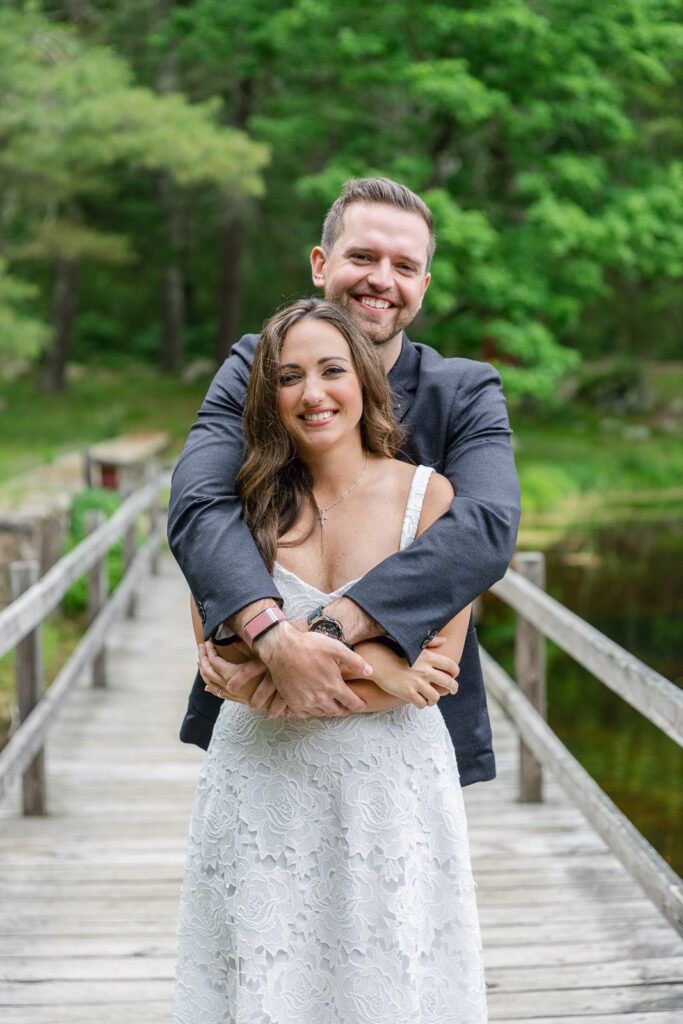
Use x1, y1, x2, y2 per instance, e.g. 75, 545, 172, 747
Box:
309, 618, 344, 642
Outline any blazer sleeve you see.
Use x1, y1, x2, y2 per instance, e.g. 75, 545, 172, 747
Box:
166, 334, 282, 640
345, 360, 521, 664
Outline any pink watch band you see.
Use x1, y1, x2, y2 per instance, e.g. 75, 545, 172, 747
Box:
243, 606, 287, 649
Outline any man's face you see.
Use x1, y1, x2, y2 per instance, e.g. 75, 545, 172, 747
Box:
310, 202, 431, 357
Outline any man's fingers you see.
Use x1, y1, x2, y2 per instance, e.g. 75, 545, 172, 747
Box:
335, 643, 373, 679
329, 684, 366, 712
266, 694, 288, 719
225, 659, 266, 694
249, 674, 276, 710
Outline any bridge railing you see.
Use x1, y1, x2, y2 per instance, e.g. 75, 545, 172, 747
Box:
0, 468, 169, 813
482, 551, 683, 936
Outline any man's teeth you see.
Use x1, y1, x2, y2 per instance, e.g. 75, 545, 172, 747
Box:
360, 297, 391, 309
302, 411, 336, 421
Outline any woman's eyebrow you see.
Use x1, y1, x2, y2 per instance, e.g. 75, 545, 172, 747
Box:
279, 355, 350, 368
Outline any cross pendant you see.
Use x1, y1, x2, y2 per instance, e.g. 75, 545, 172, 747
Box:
320, 510, 326, 527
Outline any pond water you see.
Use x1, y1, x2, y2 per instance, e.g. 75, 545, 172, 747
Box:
478, 516, 683, 875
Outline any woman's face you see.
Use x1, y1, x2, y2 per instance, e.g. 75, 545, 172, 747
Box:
276, 318, 364, 455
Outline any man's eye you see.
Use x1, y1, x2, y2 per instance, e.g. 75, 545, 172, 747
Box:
351, 253, 371, 261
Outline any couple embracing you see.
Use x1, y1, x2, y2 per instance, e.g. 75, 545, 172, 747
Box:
169, 177, 520, 1023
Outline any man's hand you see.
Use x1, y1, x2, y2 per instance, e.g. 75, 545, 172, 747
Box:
241, 622, 372, 717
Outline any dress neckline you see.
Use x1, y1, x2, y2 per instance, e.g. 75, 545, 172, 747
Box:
273, 560, 361, 599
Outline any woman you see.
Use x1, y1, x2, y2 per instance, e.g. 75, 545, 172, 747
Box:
174, 299, 487, 1023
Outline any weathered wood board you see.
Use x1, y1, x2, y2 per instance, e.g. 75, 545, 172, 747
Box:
0, 554, 680, 1022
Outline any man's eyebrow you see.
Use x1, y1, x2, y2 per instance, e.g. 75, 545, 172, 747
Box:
279, 356, 351, 368
343, 244, 422, 266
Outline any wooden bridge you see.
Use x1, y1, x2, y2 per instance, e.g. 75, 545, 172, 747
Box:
0, 483, 681, 1022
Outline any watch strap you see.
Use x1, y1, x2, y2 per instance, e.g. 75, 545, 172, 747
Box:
243, 606, 287, 649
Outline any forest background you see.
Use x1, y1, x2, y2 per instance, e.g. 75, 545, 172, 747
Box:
0, 1, 681, 868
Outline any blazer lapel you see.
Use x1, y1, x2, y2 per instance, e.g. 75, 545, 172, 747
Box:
388, 333, 420, 423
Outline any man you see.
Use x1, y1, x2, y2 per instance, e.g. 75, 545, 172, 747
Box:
168, 177, 520, 786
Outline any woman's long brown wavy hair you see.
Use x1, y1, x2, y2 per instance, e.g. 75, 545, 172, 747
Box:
238, 298, 405, 570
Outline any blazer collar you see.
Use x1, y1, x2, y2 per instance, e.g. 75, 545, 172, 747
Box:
387, 333, 419, 421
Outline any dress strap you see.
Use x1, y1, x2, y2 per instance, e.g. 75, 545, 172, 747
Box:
399, 465, 435, 550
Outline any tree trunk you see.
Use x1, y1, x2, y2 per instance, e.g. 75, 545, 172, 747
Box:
155, 0, 185, 373
160, 256, 185, 372
42, 258, 79, 392
216, 78, 252, 364
216, 212, 244, 364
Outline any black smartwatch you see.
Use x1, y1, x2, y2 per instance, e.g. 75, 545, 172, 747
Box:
306, 607, 350, 646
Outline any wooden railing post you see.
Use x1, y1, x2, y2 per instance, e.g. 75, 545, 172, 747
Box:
10, 561, 46, 815
121, 481, 137, 617
145, 462, 161, 575
85, 511, 108, 687
515, 551, 547, 802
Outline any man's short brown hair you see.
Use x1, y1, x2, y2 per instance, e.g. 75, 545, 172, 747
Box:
321, 177, 435, 270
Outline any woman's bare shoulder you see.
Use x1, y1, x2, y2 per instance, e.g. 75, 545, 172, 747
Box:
417, 470, 454, 534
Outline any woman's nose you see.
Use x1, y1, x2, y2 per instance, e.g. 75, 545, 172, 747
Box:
302, 376, 325, 405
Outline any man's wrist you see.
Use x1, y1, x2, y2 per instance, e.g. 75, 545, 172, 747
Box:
323, 597, 385, 647
226, 599, 282, 643
252, 619, 293, 661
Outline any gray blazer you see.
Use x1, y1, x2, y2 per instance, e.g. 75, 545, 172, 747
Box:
168, 332, 520, 786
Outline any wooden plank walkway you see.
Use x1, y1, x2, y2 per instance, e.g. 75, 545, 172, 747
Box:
0, 554, 680, 1022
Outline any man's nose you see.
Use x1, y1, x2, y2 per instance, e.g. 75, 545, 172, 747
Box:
366, 258, 393, 291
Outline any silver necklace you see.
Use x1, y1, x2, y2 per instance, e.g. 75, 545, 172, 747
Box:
315, 453, 369, 527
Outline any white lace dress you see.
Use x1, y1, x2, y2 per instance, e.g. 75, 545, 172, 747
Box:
174, 466, 488, 1023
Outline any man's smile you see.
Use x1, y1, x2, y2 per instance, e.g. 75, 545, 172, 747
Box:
353, 295, 396, 312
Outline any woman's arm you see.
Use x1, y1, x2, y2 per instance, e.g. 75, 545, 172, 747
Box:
343, 471, 472, 712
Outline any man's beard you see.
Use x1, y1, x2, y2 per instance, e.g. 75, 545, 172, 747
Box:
324, 285, 414, 348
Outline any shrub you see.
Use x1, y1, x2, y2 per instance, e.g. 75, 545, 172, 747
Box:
62, 488, 124, 615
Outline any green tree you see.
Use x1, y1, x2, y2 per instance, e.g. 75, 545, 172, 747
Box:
25, 0, 683, 400
0, 6, 268, 387
165, 0, 683, 398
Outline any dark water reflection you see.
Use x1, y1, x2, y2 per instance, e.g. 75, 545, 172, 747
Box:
478, 517, 683, 875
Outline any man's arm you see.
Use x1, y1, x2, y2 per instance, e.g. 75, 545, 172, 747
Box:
329, 360, 520, 664
169, 337, 370, 715
168, 334, 281, 639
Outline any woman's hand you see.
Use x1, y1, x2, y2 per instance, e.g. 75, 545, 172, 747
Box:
199, 640, 287, 715
349, 636, 458, 710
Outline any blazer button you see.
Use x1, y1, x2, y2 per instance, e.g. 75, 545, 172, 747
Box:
421, 629, 438, 649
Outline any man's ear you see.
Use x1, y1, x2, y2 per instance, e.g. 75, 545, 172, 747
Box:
418, 272, 431, 310
310, 246, 327, 289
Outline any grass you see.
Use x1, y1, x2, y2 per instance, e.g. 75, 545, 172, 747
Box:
0, 612, 86, 743
0, 364, 210, 483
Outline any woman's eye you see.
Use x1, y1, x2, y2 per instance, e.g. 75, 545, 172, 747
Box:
278, 374, 299, 385
323, 366, 345, 376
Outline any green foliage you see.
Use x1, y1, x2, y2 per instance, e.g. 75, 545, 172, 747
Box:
0, 5, 268, 361
0, 259, 49, 372
61, 488, 124, 615
159, 0, 683, 398
3, 0, 683, 395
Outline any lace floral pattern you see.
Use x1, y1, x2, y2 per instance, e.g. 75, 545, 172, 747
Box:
174, 467, 487, 1023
